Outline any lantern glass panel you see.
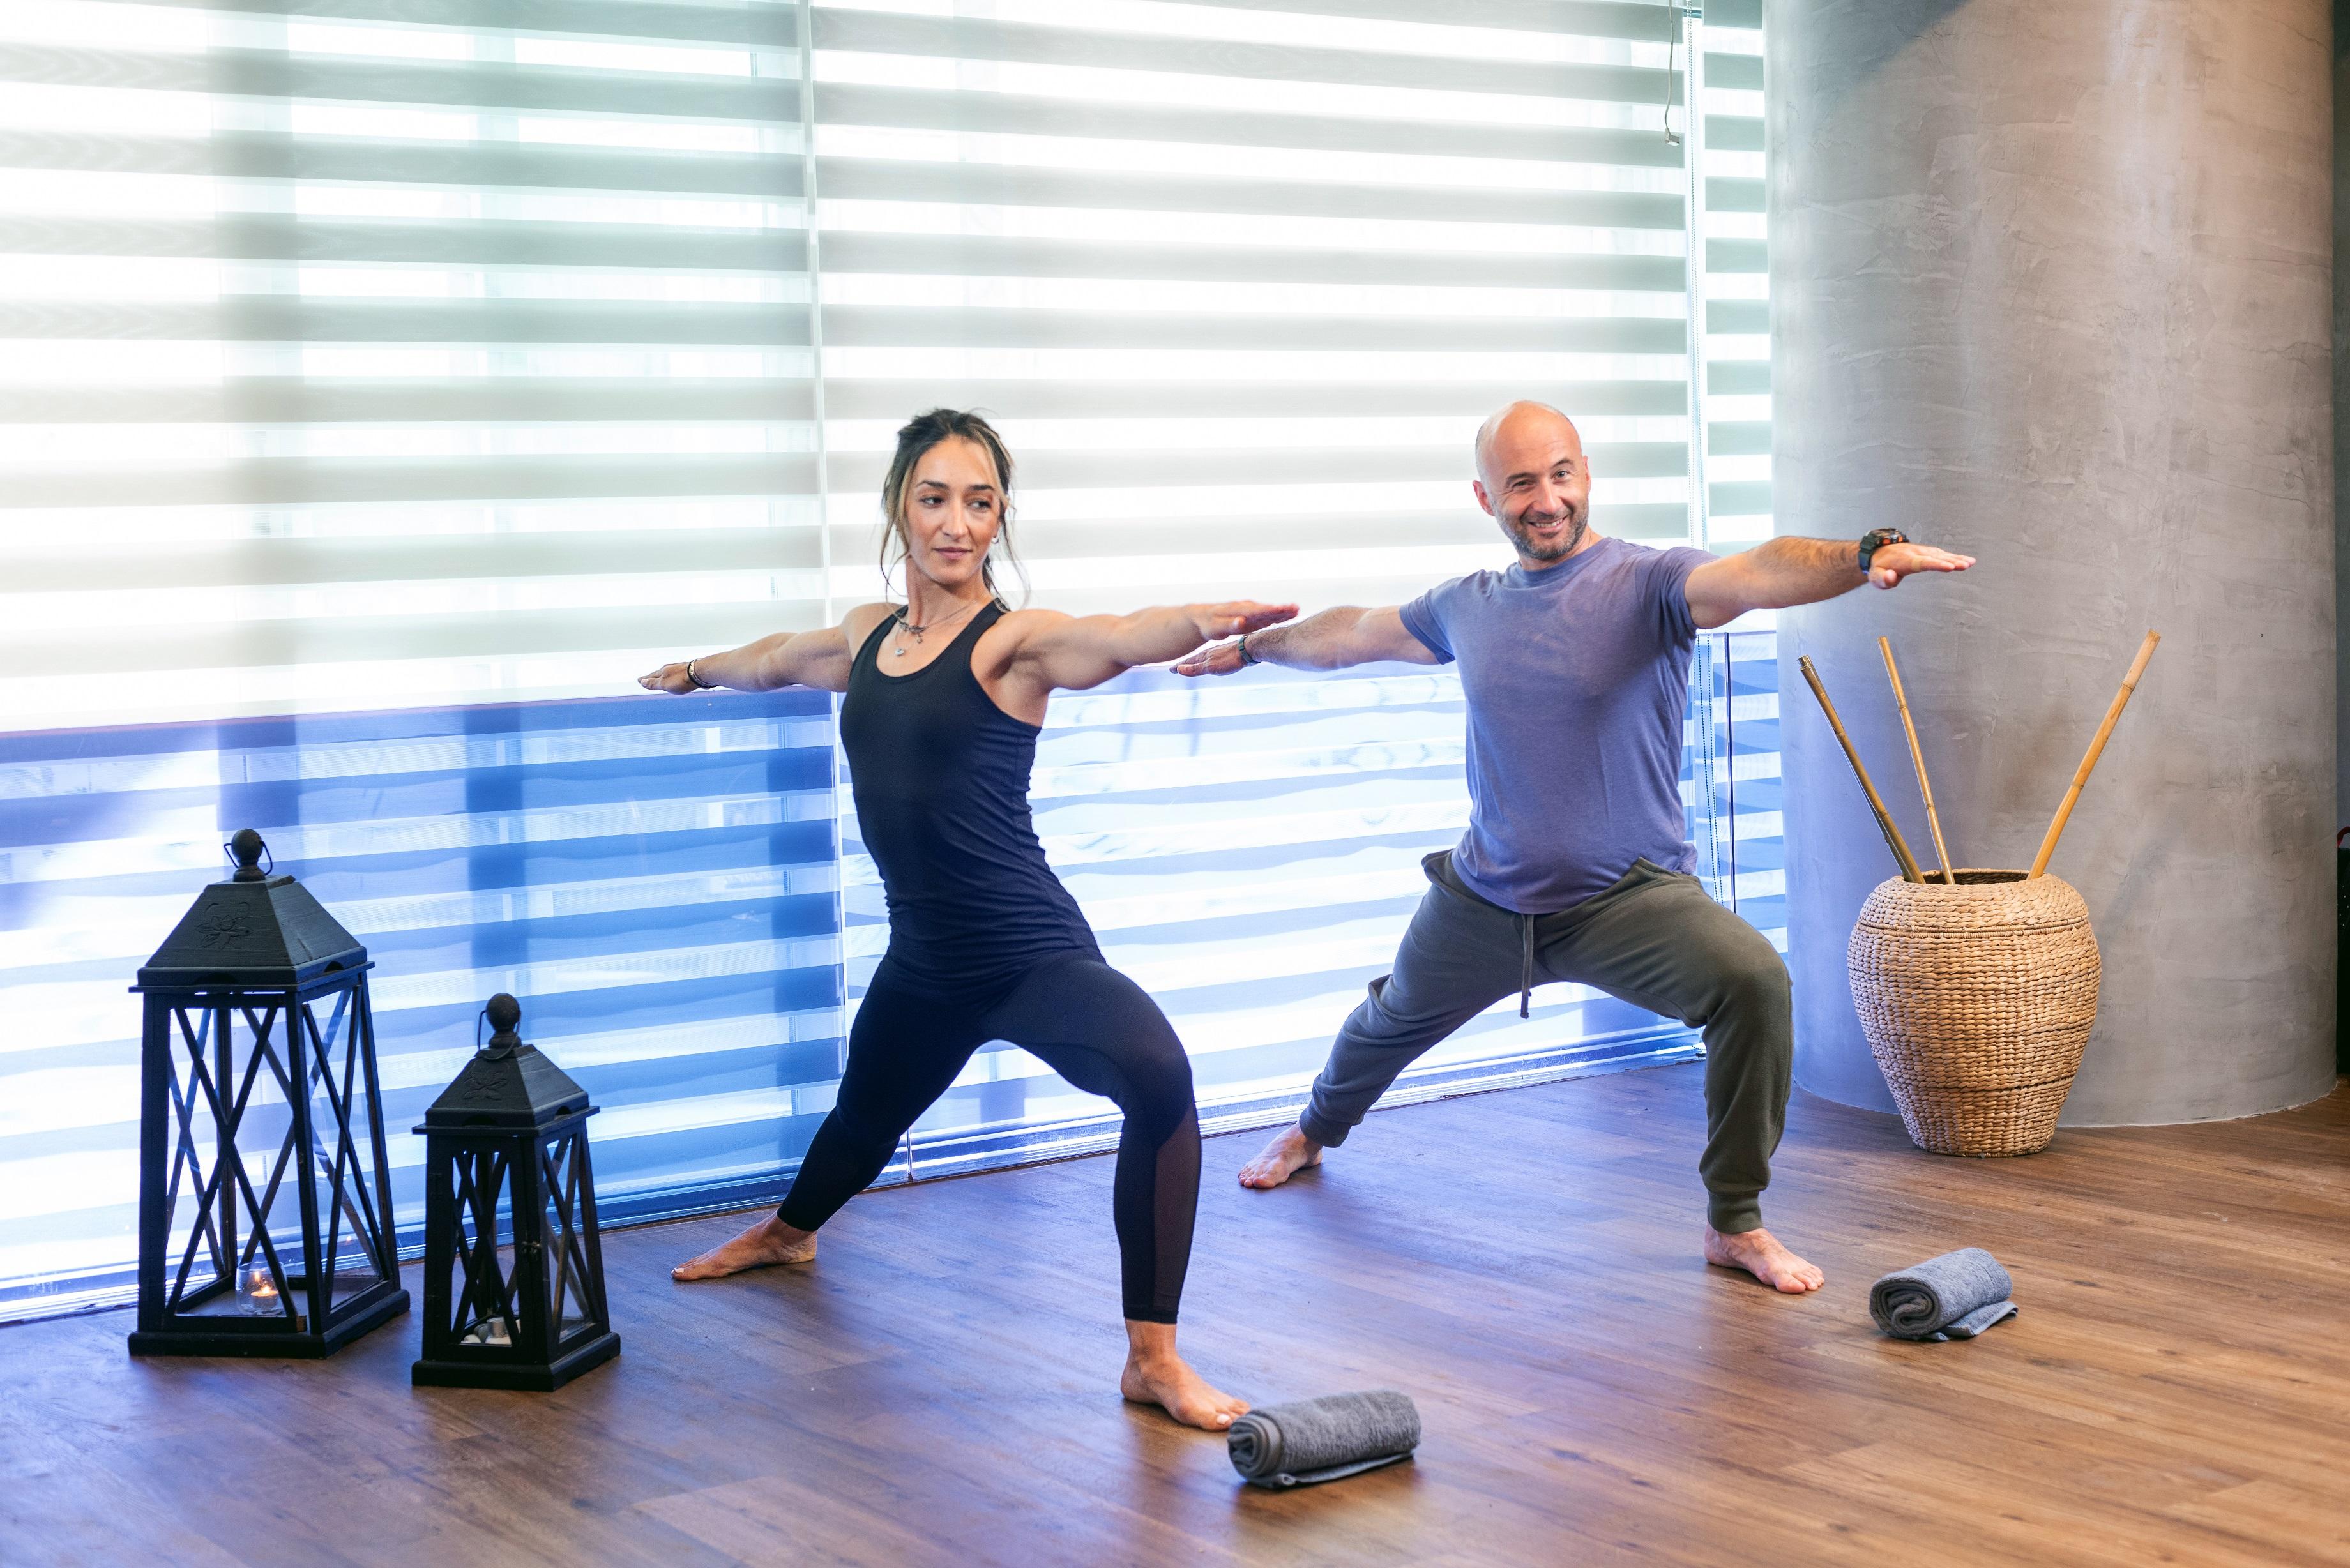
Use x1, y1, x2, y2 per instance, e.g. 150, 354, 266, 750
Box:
542, 1130, 600, 1347
156, 1001, 312, 1327
296, 988, 390, 1308
443, 1146, 523, 1348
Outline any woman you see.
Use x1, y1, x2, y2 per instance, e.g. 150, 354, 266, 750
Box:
641, 409, 1292, 1431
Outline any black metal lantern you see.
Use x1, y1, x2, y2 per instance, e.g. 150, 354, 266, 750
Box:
412, 993, 620, 1391
129, 829, 408, 1357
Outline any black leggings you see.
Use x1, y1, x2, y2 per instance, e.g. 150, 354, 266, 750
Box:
777, 953, 1200, 1324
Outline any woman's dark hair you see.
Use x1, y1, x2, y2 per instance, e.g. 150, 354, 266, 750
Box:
879, 407, 1024, 605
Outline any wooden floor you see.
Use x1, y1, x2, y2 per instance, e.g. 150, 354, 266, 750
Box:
6, 1064, 2349, 1567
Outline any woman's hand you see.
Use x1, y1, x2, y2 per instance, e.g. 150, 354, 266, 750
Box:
1164, 603, 1299, 676
1188, 601, 1299, 642
639, 661, 706, 695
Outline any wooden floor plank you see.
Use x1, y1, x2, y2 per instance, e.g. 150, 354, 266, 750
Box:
3, 1064, 2345, 1567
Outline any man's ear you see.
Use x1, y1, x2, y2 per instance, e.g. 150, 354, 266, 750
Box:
1471, 479, 1495, 517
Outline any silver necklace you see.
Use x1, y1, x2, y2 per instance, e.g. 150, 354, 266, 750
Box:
891, 599, 980, 656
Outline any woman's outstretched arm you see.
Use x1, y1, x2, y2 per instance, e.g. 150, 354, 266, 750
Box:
1001, 600, 1299, 698
640, 605, 892, 696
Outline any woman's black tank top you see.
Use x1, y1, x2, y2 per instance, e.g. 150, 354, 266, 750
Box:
840, 602, 1098, 996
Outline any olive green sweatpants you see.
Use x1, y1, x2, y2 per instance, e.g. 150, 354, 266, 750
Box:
1296, 851, 1793, 1233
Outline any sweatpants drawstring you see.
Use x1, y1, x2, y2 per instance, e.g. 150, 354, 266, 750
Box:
1519, 913, 1534, 1019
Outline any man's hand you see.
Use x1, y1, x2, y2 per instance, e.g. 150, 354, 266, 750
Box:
1868, 542, 1975, 589
1173, 638, 1250, 677
639, 661, 705, 694
1176, 604, 1437, 675
1169, 603, 1296, 677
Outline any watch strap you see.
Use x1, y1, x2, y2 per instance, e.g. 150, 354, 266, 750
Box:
1859, 528, 1909, 573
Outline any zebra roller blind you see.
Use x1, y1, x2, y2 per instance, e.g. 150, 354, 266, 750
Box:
0, 0, 1773, 1319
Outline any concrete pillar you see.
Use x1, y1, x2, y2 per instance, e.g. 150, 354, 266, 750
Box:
1770, 0, 2336, 1123
2337, 3, 2350, 854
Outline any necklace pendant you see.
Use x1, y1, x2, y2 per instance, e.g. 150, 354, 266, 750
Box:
893, 644, 907, 656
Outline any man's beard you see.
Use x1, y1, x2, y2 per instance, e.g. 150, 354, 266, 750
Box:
1508, 504, 1587, 562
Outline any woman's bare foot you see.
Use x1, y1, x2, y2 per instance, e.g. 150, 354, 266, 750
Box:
1119, 1321, 1250, 1431
1236, 1125, 1323, 1189
1702, 1224, 1825, 1293
672, 1215, 817, 1281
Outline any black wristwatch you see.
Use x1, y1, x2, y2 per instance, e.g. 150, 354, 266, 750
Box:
1858, 527, 1909, 573
1236, 633, 1259, 667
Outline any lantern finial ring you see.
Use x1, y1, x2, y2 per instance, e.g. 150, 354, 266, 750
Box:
479, 993, 524, 1059
225, 829, 271, 882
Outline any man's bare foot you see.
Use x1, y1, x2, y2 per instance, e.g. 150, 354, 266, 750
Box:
1703, 1224, 1825, 1293
1119, 1322, 1250, 1431
1237, 1126, 1323, 1189
672, 1215, 817, 1281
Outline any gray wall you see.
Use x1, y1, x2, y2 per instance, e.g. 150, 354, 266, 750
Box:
1770, 0, 2337, 1123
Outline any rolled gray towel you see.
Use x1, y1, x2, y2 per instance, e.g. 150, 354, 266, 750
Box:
1870, 1247, 2019, 1341
1226, 1390, 1421, 1488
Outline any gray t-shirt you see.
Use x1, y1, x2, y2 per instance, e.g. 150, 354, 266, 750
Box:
1399, 535, 1714, 914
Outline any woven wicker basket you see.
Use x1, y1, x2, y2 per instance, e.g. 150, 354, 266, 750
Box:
1846, 870, 2100, 1156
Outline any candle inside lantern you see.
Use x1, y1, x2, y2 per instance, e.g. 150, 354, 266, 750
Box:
464, 1318, 512, 1346
249, 1267, 277, 1302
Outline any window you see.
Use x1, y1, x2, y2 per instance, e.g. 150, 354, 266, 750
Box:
0, 0, 1773, 1320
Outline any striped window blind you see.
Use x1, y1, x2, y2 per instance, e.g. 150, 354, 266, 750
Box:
0, 0, 839, 1322
0, 0, 1774, 1320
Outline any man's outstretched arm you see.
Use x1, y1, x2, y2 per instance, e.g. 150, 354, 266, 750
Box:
1683, 537, 1975, 630
1173, 604, 1440, 676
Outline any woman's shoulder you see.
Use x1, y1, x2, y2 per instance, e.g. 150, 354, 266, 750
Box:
845, 606, 897, 644
843, 602, 899, 658
977, 603, 1067, 646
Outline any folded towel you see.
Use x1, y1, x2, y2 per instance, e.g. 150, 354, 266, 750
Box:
1226, 1390, 1421, 1488
1870, 1247, 2019, 1341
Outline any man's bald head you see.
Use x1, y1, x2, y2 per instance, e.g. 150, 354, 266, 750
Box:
1471, 400, 1595, 568
1473, 401, 1581, 490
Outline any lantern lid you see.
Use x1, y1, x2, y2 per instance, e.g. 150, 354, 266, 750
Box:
135, 830, 368, 990
419, 994, 593, 1133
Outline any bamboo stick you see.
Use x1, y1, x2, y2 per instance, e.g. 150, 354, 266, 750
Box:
1877, 636, 1954, 884
1798, 655, 1924, 883
2029, 630, 2162, 878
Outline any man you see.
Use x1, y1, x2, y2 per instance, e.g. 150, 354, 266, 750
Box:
1173, 402, 1972, 1292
